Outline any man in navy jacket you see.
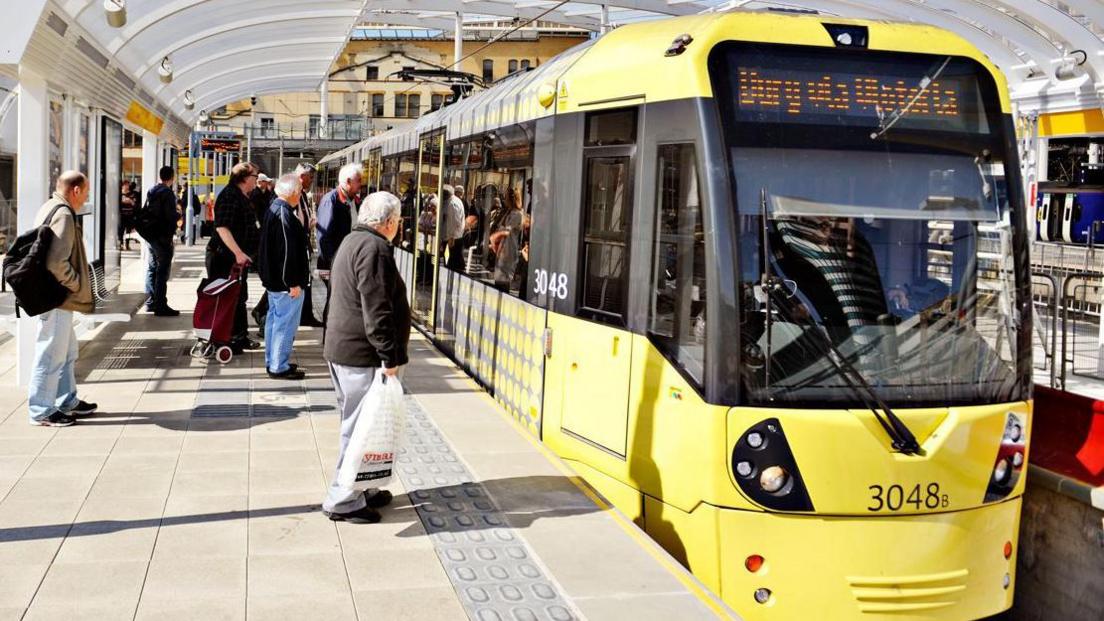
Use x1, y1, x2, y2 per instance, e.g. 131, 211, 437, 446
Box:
142, 166, 180, 316
258, 173, 310, 380
315, 162, 362, 324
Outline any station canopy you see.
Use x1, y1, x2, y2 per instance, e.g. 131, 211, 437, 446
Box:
51, 1, 1104, 130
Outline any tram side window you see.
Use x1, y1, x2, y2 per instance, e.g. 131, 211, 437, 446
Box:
442, 125, 534, 299
580, 157, 632, 323
650, 144, 706, 383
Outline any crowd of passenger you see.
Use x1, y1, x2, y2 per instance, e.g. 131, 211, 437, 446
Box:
27, 163, 409, 523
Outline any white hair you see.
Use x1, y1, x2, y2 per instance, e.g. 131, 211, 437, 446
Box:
359, 191, 401, 227
338, 163, 362, 186
295, 163, 315, 177
274, 173, 302, 199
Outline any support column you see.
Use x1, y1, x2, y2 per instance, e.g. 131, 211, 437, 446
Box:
454, 12, 463, 70
320, 80, 329, 139
601, 5, 610, 34
15, 66, 48, 387
140, 129, 158, 271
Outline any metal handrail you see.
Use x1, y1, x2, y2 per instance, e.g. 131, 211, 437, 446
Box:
1059, 271, 1098, 389
1032, 271, 1059, 388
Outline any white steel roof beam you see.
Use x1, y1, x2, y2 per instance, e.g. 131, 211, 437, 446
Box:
364, 0, 602, 29
132, 10, 362, 79
153, 37, 348, 96
976, 0, 1104, 89
191, 74, 325, 113
166, 57, 336, 107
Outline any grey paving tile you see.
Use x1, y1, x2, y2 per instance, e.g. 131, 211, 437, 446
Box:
344, 547, 452, 592
248, 508, 340, 556
22, 600, 136, 621
246, 552, 349, 597
246, 593, 357, 621
170, 470, 248, 497
351, 586, 468, 621
249, 449, 321, 471
31, 560, 148, 609
139, 556, 246, 604
134, 597, 244, 621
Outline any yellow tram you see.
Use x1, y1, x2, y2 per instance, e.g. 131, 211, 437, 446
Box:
320, 11, 1031, 619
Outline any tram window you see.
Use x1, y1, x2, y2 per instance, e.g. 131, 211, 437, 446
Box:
650, 144, 706, 383
585, 109, 638, 147
580, 156, 632, 323
483, 60, 494, 83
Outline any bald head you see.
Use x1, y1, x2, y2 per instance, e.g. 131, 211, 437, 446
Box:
56, 171, 89, 209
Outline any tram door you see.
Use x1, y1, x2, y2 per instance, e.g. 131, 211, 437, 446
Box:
556, 110, 639, 456
412, 130, 445, 328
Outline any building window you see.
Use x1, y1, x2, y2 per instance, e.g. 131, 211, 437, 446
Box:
520, 59, 531, 71
508, 59, 518, 74
402, 65, 415, 80
308, 115, 320, 138
408, 94, 421, 118
395, 94, 407, 118
431, 94, 445, 111
366, 65, 379, 80
371, 93, 384, 117
482, 59, 494, 83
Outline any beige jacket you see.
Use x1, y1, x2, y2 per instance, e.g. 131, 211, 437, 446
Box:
34, 193, 93, 313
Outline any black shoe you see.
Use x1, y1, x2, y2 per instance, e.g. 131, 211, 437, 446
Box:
31, 412, 76, 427
232, 338, 261, 351
153, 307, 180, 317
69, 400, 98, 417
300, 317, 324, 328
364, 490, 393, 509
323, 506, 381, 524
266, 367, 305, 380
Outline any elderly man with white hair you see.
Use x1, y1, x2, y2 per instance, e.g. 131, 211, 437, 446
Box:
315, 162, 362, 323
257, 173, 310, 380
321, 191, 410, 523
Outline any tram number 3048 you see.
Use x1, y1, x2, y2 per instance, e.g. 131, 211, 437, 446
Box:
533, 269, 569, 300
868, 483, 949, 512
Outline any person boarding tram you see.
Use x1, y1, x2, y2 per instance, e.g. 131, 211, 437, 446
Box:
315, 163, 363, 325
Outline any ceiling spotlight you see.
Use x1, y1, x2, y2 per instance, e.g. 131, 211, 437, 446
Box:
183, 90, 195, 110
198, 109, 208, 123
104, 0, 126, 28
158, 57, 173, 84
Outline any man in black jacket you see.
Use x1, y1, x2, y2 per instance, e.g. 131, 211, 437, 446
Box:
142, 166, 180, 316
207, 162, 261, 353
321, 191, 410, 524
315, 162, 362, 324
258, 174, 310, 380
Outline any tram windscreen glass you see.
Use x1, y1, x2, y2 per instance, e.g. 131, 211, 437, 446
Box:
708, 42, 1030, 409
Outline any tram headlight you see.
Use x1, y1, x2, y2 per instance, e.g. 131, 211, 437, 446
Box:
992, 459, 1010, 484
732, 419, 813, 511
759, 466, 789, 494
754, 588, 772, 604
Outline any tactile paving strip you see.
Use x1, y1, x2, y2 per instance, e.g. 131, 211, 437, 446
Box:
399, 396, 583, 621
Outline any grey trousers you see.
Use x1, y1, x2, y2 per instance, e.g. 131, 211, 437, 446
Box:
322, 362, 381, 514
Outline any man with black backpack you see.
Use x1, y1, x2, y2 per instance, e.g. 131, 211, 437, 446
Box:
26, 171, 98, 427
138, 166, 180, 316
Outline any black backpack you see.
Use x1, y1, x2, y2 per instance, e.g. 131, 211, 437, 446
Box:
3, 203, 75, 317
135, 188, 158, 241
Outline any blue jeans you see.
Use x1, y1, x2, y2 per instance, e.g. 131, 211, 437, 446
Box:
264, 290, 304, 373
145, 237, 174, 310
28, 309, 80, 421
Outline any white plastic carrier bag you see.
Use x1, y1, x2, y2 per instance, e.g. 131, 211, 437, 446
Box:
337, 372, 406, 491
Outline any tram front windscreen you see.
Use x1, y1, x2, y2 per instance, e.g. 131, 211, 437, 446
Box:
709, 42, 1031, 408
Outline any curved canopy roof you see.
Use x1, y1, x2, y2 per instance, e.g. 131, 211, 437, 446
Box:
41, 1, 1104, 136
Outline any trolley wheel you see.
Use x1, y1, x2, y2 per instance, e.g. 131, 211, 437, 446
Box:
215, 346, 233, 364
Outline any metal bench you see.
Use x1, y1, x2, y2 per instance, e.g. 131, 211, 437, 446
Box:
76, 263, 146, 325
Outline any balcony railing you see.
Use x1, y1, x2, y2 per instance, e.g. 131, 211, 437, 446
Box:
242, 119, 371, 142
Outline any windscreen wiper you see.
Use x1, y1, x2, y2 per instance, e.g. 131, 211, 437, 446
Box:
870, 56, 952, 141
758, 189, 922, 455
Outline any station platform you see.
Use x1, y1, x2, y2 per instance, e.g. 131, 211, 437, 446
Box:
0, 246, 734, 621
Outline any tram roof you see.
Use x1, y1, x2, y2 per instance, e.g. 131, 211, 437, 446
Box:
10, 1, 1104, 145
